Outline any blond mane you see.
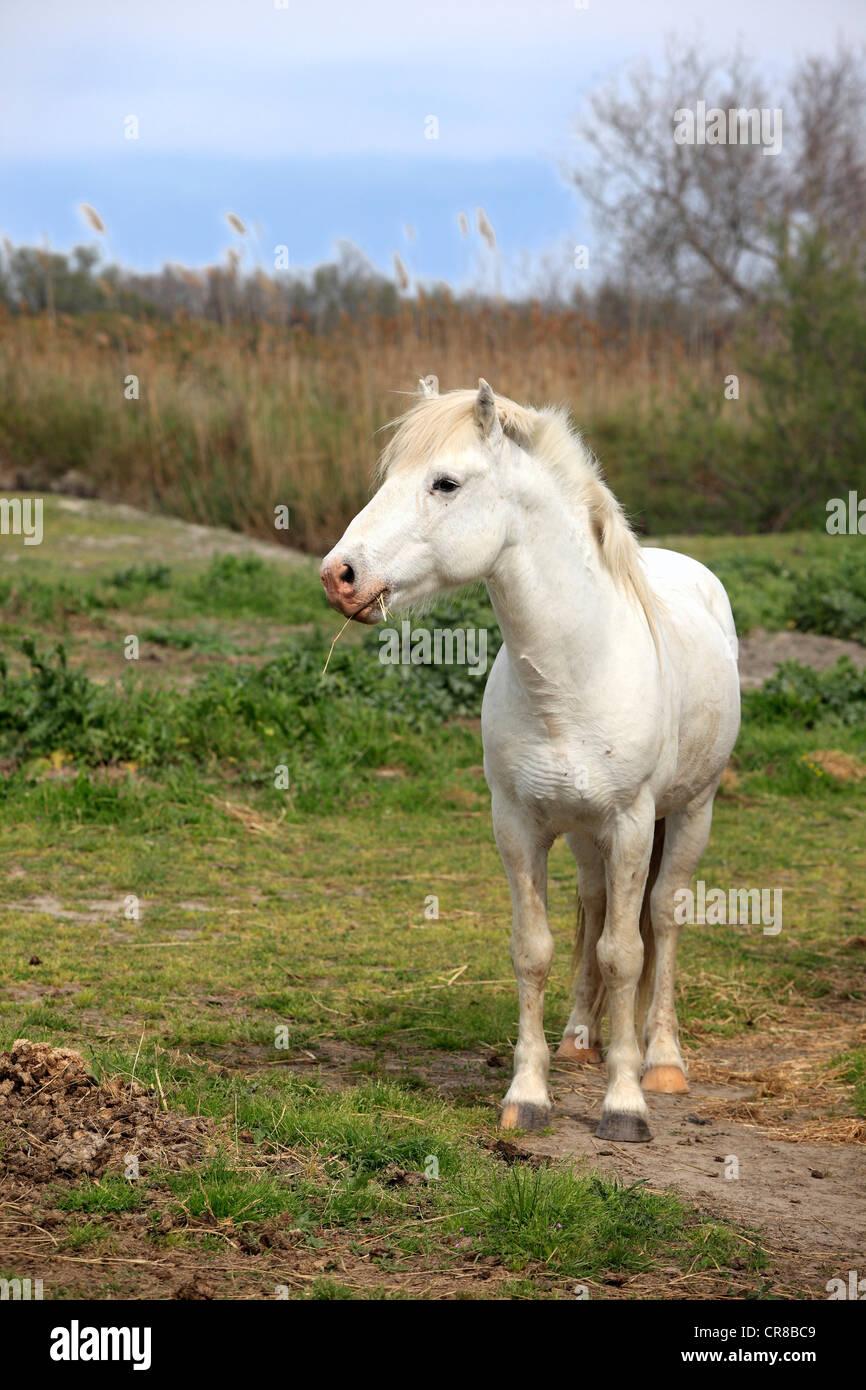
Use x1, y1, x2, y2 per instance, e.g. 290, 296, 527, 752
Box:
378, 388, 659, 644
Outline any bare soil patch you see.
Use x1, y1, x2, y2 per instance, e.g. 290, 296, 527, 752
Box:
805, 749, 866, 783
516, 1018, 866, 1296
737, 628, 866, 689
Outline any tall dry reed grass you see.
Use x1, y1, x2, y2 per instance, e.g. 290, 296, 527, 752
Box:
0, 301, 726, 552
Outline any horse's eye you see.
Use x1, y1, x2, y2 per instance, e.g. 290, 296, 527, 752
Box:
432, 477, 459, 494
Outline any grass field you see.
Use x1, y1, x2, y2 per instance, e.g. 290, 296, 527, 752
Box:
1, 500, 864, 1299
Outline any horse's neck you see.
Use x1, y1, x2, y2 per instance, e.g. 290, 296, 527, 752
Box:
486, 502, 621, 710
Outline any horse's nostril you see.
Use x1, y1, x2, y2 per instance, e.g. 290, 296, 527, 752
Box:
339, 562, 355, 587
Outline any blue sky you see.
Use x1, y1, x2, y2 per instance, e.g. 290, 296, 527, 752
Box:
1, 0, 863, 287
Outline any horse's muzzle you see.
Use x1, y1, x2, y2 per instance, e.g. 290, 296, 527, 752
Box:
320, 555, 387, 623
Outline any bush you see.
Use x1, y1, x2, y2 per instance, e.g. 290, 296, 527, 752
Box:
742, 658, 866, 728
743, 234, 866, 531
787, 550, 866, 645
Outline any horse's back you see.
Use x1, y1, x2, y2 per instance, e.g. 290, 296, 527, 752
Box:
639, 546, 740, 798
641, 546, 738, 652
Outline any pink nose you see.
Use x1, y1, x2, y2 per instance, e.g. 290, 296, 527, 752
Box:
320, 556, 357, 613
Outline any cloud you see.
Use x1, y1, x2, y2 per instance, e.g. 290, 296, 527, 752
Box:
1, 0, 861, 160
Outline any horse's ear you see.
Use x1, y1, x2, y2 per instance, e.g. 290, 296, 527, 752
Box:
419, 374, 439, 398
474, 378, 503, 446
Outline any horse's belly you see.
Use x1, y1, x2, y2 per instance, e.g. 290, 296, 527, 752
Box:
654, 677, 740, 812
481, 615, 740, 828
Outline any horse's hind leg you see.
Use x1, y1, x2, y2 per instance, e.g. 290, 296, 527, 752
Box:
642, 791, 716, 1095
556, 833, 605, 1065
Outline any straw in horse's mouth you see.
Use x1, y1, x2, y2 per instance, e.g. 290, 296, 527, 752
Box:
348, 586, 389, 622
322, 589, 391, 677
359, 589, 389, 619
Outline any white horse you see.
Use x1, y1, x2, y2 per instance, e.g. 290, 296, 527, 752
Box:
321, 379, 740, 1142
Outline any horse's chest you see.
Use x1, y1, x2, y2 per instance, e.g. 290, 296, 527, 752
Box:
481, 652, 662, 824
485, 729, 618, 822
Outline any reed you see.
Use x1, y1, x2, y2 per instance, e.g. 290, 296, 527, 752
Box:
0, 300, 725, 553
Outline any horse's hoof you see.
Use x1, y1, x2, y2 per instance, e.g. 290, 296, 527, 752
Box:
642, 1065, 689, 1094
500, 1102, 551, 1132
555, 1037, 602, 1066
594, 1111, 652, 1143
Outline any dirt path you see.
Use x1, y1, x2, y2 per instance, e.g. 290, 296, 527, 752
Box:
49, 497, 310, 567
519, 1021, 866, 1295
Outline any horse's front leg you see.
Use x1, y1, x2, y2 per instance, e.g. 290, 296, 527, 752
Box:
493, 796, 554, 1132
596, 804, 656, 1142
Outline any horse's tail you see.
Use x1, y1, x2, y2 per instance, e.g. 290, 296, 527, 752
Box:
572, 817, 665, 1039
637, 818, 666, 1036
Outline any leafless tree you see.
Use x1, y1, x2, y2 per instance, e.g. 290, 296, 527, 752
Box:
570, 40, 866, 309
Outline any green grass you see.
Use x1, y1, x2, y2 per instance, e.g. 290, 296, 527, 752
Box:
57, 1178, 148, 1214
443, 1166, 763, 1277
165, 1160, 310, 1223
0, 551, 324, 631
0, 755, 860, 1062
59, 1219, 112, 1251
831, 1048, 866, 1116
24, 1071, 766, 1289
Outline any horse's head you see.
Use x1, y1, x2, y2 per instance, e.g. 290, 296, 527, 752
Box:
320, 378, 512, 622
